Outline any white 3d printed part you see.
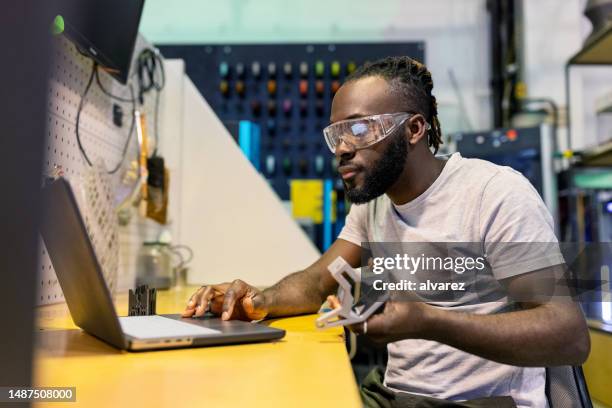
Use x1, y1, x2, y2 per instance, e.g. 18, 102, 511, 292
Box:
316, 256, 385, 329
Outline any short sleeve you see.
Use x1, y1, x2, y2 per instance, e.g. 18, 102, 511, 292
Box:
338, 203, 368, 246
479, 169, 565, 280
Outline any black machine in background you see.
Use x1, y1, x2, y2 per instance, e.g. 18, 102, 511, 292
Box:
457, 127, 612, 328
451, 125, 558, 226
56, 0, 145, 84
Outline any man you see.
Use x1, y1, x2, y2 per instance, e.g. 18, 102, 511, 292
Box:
182, 57, 589, 407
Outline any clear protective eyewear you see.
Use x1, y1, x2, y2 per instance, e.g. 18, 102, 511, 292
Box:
322, 112, 430, 153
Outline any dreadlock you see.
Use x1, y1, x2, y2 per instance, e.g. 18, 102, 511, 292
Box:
346, 56, 443, 154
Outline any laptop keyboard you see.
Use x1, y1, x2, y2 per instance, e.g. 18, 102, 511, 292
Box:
119, 315, 221, 339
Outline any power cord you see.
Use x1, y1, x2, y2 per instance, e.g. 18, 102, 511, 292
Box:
73, 45, 163, 173
94, 67, 134, 103
76, 62, 136, 174
136, 48, 165, 156
168, 244, 194, 271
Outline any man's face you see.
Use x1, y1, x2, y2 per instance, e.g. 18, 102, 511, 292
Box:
329, 76, 409, 204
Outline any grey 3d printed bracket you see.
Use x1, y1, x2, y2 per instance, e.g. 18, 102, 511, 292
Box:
316, 256, 385, 329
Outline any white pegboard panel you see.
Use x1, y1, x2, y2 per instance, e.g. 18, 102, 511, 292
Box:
38, 34, 167, 305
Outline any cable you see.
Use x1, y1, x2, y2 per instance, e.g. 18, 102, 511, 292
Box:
74, 45, 163, 172
137, 48, 165, 100
171, 245, 194, 268
520, 98, 559, 154
76, 62, 136, 174
152, 87, 161, 157
75, 64, 96, 168
73, 43, 137, 103
94, 67, 134, 102
168, 244, 194, 271
136, 48, 165, 156
107, 85, 136, 174
169, 244, 194, 265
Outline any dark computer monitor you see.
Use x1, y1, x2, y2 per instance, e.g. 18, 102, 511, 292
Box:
56, 0, 145, 84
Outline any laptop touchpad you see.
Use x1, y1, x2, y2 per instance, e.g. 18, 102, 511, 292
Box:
119, 315, 221, 339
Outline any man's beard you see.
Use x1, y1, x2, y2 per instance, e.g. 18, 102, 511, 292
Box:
343, 130, 408, 204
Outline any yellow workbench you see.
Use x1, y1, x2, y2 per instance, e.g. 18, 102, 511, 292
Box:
583, 321, 612, 407
33, 287, 361, 407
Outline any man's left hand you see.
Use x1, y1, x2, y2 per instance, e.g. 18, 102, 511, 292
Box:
326, 295, 432, 344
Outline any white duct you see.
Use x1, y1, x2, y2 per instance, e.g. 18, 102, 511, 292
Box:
160, 59, 321, 287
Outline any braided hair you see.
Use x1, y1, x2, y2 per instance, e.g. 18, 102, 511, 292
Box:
346, 56, 443, 153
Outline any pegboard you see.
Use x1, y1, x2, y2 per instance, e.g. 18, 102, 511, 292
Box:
38, 34, 166, 305
158, 43, 425, 200
159, 43, 424, 250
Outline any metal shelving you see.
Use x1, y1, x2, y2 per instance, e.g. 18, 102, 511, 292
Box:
565, 23, 612, 166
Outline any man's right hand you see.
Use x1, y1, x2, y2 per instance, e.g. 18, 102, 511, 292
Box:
182, 280, 269, 321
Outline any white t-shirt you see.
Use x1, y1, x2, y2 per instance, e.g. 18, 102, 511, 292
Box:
338, 153, 561, 408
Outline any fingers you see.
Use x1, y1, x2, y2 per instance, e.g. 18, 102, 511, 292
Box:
182, 285, 216, 317
193, 286, 215, 317
327, 295, 341, 310
347, 321, 366, 335
361, 312, 385, 335
222, 280, 248, 320
347, 316, 382, 342
208, 295, 224, 315
182, 286, 205, 317
347, 303, 391, 339
185, 281, 263, 321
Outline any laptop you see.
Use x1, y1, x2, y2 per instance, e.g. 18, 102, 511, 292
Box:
40, 178, 285, 351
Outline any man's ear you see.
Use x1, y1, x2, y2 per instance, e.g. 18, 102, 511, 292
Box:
406, 114, 428, 146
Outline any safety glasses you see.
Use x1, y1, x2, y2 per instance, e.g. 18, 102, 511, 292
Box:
323, 112, 429, 153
